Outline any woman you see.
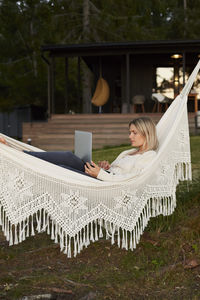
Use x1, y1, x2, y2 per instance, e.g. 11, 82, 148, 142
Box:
85, 116, 158, 181
0, 117, 158, 182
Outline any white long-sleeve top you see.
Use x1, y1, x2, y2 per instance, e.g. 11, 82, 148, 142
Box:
97, 149, 156, 182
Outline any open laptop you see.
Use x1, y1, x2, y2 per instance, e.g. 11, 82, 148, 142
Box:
74, 130, 92, 163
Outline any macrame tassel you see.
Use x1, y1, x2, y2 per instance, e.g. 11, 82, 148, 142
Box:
77, 231, 80, 253
14, 224, 18, 245
5, 216, 8, 241
117, 226, 120, 248
68, 237, 71, 258
111, 224, 115, 245
19, 221, 22, 243
80, 229, 83, 251
63, 233, 68, 255
90, 222, 94, 242
122, 229, 125, 249
99, 219, 103, 238
143, 215, 146, 232
125, 230, 128, 250
51, 220, 55, 240
22, 219, 26, 241
36, 210, 42, 233
0, 204, 2, 226
129, 231, 133, 251
42, 210, 46, 231
26, 218, 29, 238
54, 223, 58, 243
31, 215, 35, 236
9, 224, 13, 246
60, 229, 64, 252
139, 217, 142, 235
143, 208, 147, 228
165, 197, 168, 215
6, 218, 10, 241
152, 198, 156, 217
47, 215, 50, 235
95, 220, 98, 241
135, 223, 139, 244
163, 198, 167, 216
105, 221, 109, 240
74, 235, 77, 257
83, 226, 86, 246
148, 199, 151, 219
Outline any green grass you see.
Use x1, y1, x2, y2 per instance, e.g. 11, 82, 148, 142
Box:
0, 137, 200, 299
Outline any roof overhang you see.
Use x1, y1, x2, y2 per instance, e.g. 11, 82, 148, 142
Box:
41, 40, 200, 57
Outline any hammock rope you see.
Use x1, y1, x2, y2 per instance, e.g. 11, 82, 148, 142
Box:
0, 60, 200, 257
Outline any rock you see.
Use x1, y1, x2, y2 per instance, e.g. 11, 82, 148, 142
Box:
79, 292, 98, 300
21, 294, 53, 300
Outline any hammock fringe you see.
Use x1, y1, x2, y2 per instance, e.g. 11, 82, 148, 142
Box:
0, 161, 187, 257
0, 191, 178, 258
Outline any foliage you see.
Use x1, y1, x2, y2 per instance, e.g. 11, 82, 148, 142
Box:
0, 0, 200, 112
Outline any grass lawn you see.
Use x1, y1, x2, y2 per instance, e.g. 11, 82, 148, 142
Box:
0, 137, 200, 299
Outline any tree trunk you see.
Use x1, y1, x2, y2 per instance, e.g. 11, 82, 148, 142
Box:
82, 0, 92, 113
82, 62, 92, 113
30, 20, 38, 78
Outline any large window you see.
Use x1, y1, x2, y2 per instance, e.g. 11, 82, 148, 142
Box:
156, 67, 174, 98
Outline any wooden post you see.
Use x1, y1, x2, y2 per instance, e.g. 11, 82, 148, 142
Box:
50, 56, 55, 114
78, 56, 81, 112
65, 57, 68, 113
47, 63, 51, 118
126, 53, 130, 113
182, 52, 186, 86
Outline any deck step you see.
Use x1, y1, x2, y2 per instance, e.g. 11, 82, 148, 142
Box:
22, 113, 197, 151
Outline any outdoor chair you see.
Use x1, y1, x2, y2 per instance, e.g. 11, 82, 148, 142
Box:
132, 95, 145, 113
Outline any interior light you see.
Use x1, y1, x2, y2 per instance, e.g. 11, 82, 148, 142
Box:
171, 54, 183, 59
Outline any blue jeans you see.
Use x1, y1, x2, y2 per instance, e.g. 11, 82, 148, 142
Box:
24, 151, 91, 177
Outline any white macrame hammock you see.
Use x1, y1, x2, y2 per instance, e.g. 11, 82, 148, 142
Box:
0, 61, 200, 258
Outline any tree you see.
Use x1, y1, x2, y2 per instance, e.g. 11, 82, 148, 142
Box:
0, 0, 53, 111
0, 0, 200, 113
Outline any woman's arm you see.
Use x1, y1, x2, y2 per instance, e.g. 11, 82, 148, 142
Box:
96, 151, 157, 182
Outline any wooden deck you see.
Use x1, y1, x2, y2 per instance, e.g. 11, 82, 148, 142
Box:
22, 113, 197, 151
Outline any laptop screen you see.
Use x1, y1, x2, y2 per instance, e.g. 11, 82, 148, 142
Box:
74, 130, 92, 163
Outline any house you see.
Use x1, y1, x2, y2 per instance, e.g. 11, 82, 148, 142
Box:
41, 39, 200, 115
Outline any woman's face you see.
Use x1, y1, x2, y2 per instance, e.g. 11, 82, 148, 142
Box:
129, 124, 146, 150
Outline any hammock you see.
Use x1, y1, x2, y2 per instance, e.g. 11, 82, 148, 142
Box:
0, 61, 200, 258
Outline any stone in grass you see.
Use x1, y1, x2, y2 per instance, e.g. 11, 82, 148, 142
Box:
21, 295, 53, 300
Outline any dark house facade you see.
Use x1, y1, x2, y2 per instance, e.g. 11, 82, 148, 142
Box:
41, 40, 200, 115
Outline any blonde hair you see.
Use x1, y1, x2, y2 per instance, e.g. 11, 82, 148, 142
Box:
129, 117, 159, 152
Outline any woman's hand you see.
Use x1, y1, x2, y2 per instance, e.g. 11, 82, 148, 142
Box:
98, 160, 110, 170
0, 137, 7, 145
85, 161, 101, 178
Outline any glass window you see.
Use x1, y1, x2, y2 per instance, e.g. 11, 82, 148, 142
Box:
156, 67, 174, 98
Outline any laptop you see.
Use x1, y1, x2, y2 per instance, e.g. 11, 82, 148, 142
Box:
74, 130, 92, 163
